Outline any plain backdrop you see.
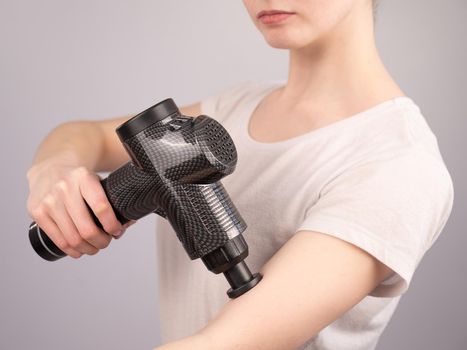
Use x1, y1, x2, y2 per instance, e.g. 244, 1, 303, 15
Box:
0, 1, 465, 349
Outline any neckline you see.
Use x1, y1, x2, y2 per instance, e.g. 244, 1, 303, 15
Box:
240, 81, 415, 150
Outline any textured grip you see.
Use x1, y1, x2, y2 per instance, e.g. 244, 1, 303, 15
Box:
102, 162, 166, 220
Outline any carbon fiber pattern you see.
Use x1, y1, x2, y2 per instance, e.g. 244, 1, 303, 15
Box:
103, 163, 163, 219
102, 113, 246, 259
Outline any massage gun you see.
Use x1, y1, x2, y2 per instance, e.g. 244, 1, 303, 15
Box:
28, 98, 262, 298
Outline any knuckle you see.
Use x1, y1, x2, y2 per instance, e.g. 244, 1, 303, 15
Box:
81, 225, 100, 240
101, 237, 112, 249
26, 166, 39, 181
26, 198, 35, 215
55, 180, 69, 194
69, 236, 85, 249
87, 248, 99, 256
43, 194, 56, 208
74, 166, 89, 178
26, 167, 34, 180
31, 206, 46, 221
56, 239, 70, 252
69, 252, 83, 259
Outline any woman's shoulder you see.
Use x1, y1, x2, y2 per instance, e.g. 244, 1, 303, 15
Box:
384, 97, 448, 165
333, 96, 447, 167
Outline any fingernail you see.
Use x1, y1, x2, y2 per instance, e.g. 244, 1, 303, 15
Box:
123, 221, 135, 229
112, 229, 124, 238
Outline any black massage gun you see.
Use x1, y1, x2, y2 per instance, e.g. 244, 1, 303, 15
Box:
28, 98, 262, 298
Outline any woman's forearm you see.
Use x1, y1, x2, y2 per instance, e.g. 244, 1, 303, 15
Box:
30, 103, 201, 172
154, 333, 208, 350
31, 121, 107, 171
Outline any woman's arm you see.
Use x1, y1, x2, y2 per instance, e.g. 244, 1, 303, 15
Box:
28, 102, 202, 172
27, 102, 201, 257
155, 230, 393, 350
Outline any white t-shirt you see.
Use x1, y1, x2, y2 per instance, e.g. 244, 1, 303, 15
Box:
155, 80, 454, 349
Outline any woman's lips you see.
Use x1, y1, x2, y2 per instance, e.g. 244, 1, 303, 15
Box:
257, 10, 295, 25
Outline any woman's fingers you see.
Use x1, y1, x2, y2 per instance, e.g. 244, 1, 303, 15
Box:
44, 193, 99, 256
28, 165, 126, 258
31, 206, 82, 259
78, 169, 124, 238
113, 220, 135, 239
60, 179, 113, 250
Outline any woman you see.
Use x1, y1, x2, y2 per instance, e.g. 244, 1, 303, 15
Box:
26, 1, 454, 349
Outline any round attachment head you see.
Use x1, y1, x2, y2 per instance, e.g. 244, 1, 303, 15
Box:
116, 98, 180, 141
227, 273, 263, 299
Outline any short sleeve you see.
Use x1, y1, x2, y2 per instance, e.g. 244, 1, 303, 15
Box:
296, 149, 454, 297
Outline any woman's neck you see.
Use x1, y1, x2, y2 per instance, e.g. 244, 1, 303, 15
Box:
279, 6, 404, 115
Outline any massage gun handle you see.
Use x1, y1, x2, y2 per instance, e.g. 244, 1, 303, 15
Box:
29, 160, 170, 261
29, 177, 131, 261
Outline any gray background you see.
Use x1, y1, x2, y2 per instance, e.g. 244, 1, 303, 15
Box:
0, 1, 465, 349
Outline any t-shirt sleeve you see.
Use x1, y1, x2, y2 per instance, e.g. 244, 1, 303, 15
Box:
296, 149, 454, 297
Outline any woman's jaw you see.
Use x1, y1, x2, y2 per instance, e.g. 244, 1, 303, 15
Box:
242, 0, 374, 51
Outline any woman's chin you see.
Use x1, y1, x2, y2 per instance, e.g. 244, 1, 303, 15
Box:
263, 36, 308, 50
261, 28, 316, 50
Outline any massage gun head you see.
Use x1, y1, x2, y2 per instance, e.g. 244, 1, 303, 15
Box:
116, 98, 237, 184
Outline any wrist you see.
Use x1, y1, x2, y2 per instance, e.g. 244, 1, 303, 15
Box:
33, 147, 82, 167
27, 152, 85, 188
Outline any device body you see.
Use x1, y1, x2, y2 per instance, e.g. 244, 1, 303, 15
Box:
28, 98, 262, 298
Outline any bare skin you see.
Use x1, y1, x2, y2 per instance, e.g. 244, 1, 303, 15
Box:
245, 0, 404, 144
27, 0, 400, 348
